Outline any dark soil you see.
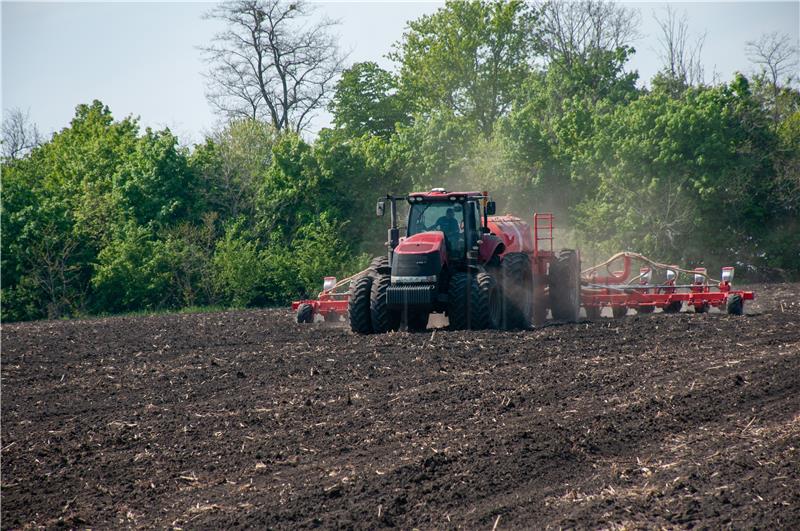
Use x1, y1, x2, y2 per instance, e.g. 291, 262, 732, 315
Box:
2, 284, 799, 529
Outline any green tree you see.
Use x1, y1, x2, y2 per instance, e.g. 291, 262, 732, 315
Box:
330, 62, 410, 138
391, 0, 538, 136
189, 119, 275, 222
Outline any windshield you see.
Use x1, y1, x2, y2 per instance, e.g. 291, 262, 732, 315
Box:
408, 202, 464, 238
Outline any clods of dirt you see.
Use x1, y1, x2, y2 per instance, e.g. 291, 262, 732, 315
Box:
2, 284, 799, 529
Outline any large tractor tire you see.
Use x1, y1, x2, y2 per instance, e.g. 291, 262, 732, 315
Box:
369, 255, 390, 275
296, 303, 314, 324
550, 249, 581, 322
500, 253, 532, 329
726, 293, 744, 315
349, 275, 374, 334
448, 272, 489, 330
370, 274, 401, 333
478, 272, 502, 330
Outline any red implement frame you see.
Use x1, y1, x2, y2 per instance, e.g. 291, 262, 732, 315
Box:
582, 255, 754, 314
291, 276, 350, 322
291, 292, 349, 320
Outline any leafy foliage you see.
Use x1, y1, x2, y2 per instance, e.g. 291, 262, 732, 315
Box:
3, 6, 799, 321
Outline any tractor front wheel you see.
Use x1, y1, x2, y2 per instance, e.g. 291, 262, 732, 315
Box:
349, 275, 374, 334
371, 274, 400, 333
448, 272, 488, 330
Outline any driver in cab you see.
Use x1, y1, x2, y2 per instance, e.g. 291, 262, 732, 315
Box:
428, 208, 461, 243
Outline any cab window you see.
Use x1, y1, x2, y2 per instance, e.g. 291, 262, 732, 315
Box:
408, 202, 464, 239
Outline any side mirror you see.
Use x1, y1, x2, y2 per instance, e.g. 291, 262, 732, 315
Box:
376, 200, 385, 217
486, 201, 496, 216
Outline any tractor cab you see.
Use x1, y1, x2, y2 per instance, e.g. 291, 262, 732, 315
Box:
375, 188, 497, 269
405, 189, 488, 261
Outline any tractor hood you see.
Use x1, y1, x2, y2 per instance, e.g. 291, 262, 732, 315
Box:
395, 231, 447, 257
391, 232, 446, 280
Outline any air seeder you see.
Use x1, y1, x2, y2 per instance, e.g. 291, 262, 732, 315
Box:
293, 188, 754, 331
580, 252, 754, 317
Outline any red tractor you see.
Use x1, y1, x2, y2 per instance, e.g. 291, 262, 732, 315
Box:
348, 189, 581, 333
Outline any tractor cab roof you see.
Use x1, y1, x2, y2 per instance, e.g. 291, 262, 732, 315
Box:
407, 189, 485, 202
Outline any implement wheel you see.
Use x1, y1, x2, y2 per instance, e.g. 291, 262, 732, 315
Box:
500, 253, 532, 329
349, 275, 374, 334
371, 274, 400, 333
448, 272, 488, 330
550, 249, 581, 322
296, 303, 314, 324
726, 293, 744, 315
638, 305, 654, 314
663, 300, 682, 314
611, 306, 627, 319
694, 302, 709, 314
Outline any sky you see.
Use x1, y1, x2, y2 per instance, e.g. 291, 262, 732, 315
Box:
2, 1, 799, 145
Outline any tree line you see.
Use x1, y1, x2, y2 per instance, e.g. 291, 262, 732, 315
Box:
2, 0, 799, 321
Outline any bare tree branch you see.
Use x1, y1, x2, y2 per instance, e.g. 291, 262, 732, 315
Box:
654, 6, 706, 90
201, 0, 347, 134
2, 108, 42, 160
538, 0, 640, 68
746, 32, 799, 123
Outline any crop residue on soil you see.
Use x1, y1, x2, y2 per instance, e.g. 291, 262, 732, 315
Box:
2, 284, 799, 528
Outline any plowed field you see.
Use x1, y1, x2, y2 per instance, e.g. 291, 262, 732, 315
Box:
2, 284, 799, 529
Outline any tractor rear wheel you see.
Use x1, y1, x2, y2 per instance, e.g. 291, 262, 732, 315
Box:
448, 272, 488, 330
500, 253, 532, 329
726, 293, 744, 315
296, 303, 314, 324
349, 275, 374, 334
550, 249, 581, 322
370, 274, 400, 333
478, 272, 502, 330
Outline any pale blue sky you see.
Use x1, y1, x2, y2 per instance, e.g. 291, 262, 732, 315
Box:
2, 1, 799, 144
